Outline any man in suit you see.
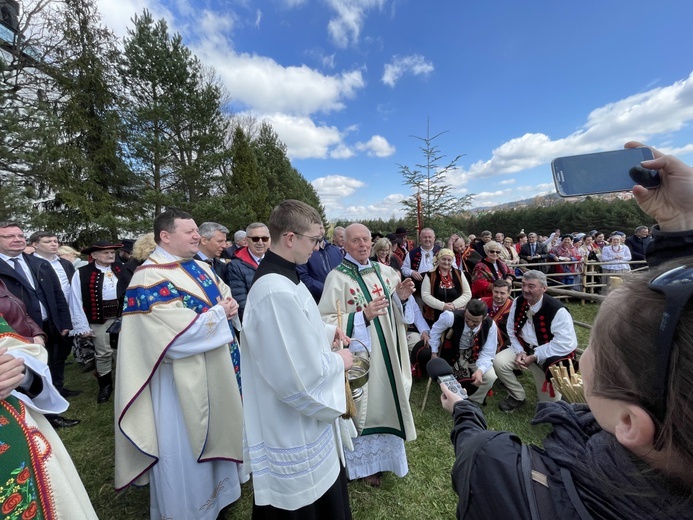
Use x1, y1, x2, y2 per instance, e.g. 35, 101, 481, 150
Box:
195, 222, 230, 284
519, 232, 550, 273
29, 231, 81, 399
625, 225, 653, 262
0, 222, 79, 428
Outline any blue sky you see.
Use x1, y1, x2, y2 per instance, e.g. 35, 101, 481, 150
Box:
95, 0, 693, 220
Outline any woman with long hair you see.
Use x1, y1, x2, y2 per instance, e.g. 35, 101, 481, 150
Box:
440, 143, 693, 519
371, 237, 402, 273
421, 248, 471, 325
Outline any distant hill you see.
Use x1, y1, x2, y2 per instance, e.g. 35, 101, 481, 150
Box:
469, 190, 634, 213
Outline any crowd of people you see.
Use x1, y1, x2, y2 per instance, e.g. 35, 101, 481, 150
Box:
0, 142, 691, 519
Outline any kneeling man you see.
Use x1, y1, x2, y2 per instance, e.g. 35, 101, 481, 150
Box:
427, 299, 498, 406
494, 270, 577, 412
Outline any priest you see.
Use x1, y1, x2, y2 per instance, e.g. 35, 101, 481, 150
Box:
320, 223, 417, 488
114, 208, 245, 520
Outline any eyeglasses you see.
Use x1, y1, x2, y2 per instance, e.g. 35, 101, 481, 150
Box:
248, 236, 270, 243
648, 265, 693, 423
285, 232, 323, 247
487, 250, 501, 254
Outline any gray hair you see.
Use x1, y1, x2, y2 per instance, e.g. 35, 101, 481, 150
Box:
246, 222, 268, 234
334, 226, 345, 234
635, 225, 648, 234
198, 222, 229, 240
233, 230, 246, 243
522, 269, 547, 287
483, 240, 500, 254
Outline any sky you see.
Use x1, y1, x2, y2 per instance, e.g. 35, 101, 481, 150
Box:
92, 0, 693, 221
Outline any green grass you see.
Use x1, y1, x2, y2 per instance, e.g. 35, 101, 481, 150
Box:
56, 301, 597, 519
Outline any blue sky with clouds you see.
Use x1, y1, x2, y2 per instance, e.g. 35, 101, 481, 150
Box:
95, 0, 693, 220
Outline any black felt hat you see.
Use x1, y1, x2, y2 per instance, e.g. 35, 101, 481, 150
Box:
81, 240, 123, 255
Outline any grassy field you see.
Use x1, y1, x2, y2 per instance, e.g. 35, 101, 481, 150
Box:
56, 301, 599, 519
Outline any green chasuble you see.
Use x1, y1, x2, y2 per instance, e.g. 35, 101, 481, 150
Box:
320, 260, 416, 441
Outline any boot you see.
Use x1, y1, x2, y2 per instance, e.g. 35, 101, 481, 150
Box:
97, 371, 113, 404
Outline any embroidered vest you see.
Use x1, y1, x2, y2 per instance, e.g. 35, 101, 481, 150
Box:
423, 268, 465, 322
409, 246, 441, 272
512, 294, 564, 352
440, 311, 493, 366
79, 262, 124, 324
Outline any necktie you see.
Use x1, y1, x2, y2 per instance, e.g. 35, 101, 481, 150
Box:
10, 257, 31, 286
530, 244, 536, 256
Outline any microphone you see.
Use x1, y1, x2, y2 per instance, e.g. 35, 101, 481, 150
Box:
426, 358, 467, 397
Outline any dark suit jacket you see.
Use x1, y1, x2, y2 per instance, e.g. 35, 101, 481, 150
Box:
0, 254, 72, 332
194, 254, 229, 285
519, 242, 550, 273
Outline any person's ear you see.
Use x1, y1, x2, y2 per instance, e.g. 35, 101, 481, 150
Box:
614, 404, 657, 451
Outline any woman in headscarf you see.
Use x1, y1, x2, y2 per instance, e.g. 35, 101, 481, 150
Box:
421, 248, 471, 325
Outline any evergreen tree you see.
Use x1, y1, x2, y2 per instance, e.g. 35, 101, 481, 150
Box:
252, 121, 326, 221
399, 121, 473, 225
31, 0, 137, 244
225, 125, 267, 225
121, 10, 231, 219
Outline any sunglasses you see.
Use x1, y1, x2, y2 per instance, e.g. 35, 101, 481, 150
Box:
648, 265, 693, 423
487, 250, 501, 254
248, 236, 270, 243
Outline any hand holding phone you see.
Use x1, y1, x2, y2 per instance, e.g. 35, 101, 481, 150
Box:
552, 147, 658, 197
625, 141, 693, 233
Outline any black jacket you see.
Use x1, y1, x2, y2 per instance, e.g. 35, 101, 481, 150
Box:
450, 400, 692, 520
0, 254, 71, 332
625, 234, 653, 262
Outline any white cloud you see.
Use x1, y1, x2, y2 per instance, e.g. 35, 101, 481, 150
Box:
341, 193, 407, 220
258, 113, 344, 159
254, 9, 262, 28
195, 43, 365, 116
326, 0, 386, 48
459, 72, 693, 179
355, 135, 396, 157
382, 54, 434, 87
96, 0, 174, 38
330, 144, 356, 159
312, 175, 366, 216
498, 179, 516, 185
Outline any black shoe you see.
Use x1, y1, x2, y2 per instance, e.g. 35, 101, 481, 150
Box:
498, 395, 526, 413
47, 415, 81, 428
81, 359, 96, 373
59, 388, 83, 398
97, 372, 113, 404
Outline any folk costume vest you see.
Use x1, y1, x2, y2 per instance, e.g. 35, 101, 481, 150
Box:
409, 245, 441, 273
512, 294, 575, 395
423, 268, 465, 322
79, 262, 124, 324
511, 294, 563, 353
440, 311, 493, 367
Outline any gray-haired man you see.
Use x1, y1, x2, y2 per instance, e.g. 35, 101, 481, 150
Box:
195, 222, 229, 284
493, 270, 577, 412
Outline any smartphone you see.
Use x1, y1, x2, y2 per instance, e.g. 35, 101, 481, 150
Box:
438, 374, 468, 398
552, 147, 659, 197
